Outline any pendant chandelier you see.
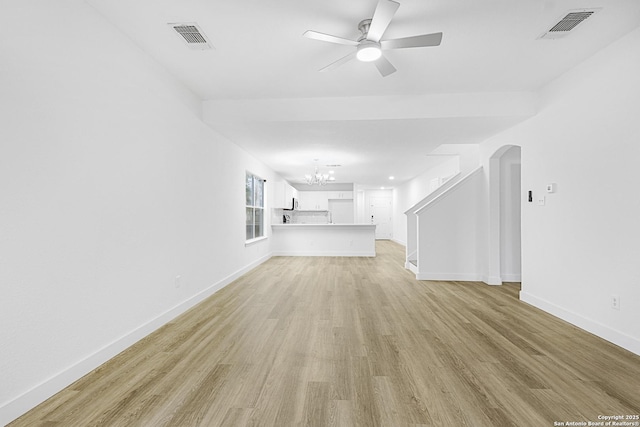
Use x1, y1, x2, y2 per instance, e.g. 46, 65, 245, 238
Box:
304, 166, 329, 186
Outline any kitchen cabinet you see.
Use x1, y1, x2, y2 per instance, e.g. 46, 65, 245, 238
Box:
286, 185, 297, 205
271, 224, 376, 256
298, 191, 329, 210
273, 181, 297, 209
298, 190, 353, 210
327, 191, 353, 200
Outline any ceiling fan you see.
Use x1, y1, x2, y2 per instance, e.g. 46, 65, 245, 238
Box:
303, 0, 443, 77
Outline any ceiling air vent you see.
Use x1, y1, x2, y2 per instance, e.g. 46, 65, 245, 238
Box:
168, 22, 213, 50
538, 8, 601, 40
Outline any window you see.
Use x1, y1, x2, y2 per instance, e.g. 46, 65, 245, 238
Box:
245, 172, 265, 242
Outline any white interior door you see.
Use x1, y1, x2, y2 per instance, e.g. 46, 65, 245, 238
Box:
370, 197, 392, 239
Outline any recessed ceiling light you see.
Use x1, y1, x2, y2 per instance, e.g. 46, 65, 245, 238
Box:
380, 187, 385, 190
329, 170, 335, 174
389, 176, 395, 180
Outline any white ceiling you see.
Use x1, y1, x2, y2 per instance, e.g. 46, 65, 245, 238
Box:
87, 0, 640, 187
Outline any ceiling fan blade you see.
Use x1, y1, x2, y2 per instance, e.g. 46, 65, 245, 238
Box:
319, 51, 357, 72
374, 55, 396, 77
367, 0, 400, 42
303, 30, 359, 46
381, 32, 443, 50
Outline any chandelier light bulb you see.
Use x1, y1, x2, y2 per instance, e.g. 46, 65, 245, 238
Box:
304, 166, 329, 186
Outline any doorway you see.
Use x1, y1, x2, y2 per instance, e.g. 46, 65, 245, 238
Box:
500, 147, 522, 281
488, 145, 522, 285
370, 196, 392, 239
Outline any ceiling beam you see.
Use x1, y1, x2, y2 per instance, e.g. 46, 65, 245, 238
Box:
203, 92, 538, 124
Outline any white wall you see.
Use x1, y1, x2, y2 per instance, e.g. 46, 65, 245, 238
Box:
415, 168, 483, 281
328, 199, 354, 224
393, 143, 484, 246
392, 156, 460, 245
480, 26, 640, 354
0, 1, 277, 423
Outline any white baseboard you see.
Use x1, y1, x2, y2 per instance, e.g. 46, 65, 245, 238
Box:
0, 254, 272, 426
416, 272, 483, 281
501, 273, 522, 282
391, 238, 406, 247
479, 274, 521, 286
520, 291, 640, 356
482, 275, 503, 286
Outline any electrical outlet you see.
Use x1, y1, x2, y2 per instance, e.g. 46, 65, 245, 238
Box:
611, 294, 620, 310
175, 275, 182, 288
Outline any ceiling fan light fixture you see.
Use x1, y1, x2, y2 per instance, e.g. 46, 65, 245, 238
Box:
304, 0, 443, 76
356, 41, 382, 62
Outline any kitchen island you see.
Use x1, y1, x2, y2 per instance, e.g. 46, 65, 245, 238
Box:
271, 224, 376, 257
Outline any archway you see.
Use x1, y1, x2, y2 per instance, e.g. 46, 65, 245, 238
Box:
487, 145, 522, 285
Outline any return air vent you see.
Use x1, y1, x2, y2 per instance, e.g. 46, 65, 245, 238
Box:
538, 8, 601, 40
168, 22, 213, 49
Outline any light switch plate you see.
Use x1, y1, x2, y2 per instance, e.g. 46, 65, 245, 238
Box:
546, 183, 556, 193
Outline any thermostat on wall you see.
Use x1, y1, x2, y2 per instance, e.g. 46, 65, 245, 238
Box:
546, 183, 556, 193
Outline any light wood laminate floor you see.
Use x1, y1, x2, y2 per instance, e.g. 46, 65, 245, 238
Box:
10, 241, 640, 426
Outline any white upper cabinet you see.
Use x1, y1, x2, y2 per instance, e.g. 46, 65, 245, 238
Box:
327, 191, 353, 200
298, 191, 329, 210
297, 190, 353, 209
274, 181, 296, 209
